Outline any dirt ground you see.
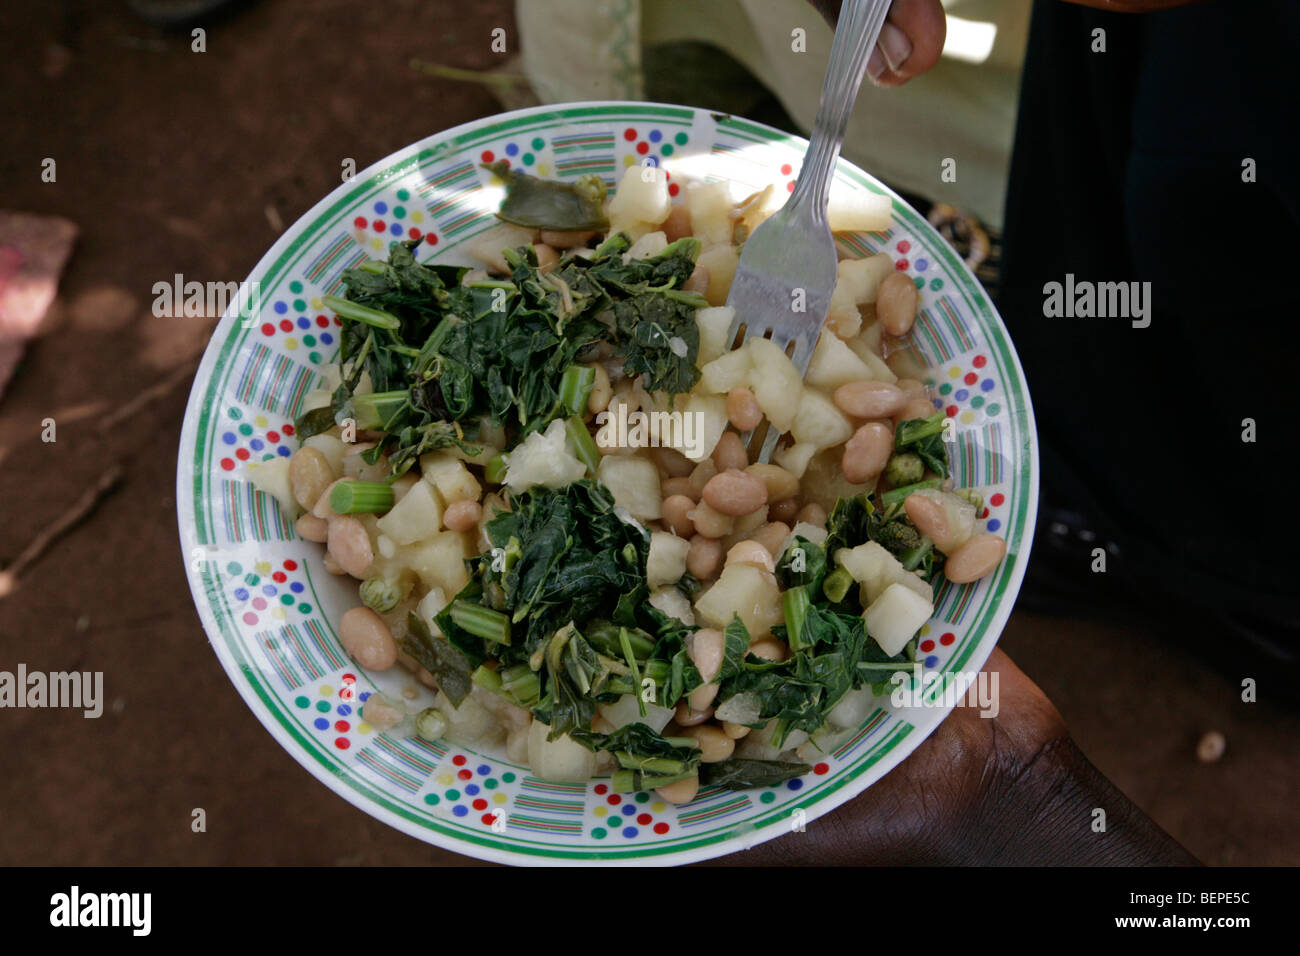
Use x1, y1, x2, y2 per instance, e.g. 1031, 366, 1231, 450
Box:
0, 0, 1295, 866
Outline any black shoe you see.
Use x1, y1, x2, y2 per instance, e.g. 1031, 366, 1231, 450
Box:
1016, 498, 1135, 618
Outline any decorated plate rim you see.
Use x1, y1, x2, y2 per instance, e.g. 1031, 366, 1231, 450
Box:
177, 101, 1039, 865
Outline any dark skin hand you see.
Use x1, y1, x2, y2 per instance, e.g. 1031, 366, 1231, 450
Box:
811, 0, 1208, 87
717, 648, 1198, 865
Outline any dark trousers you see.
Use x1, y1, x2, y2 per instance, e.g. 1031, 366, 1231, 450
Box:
998, 0, 1300, 625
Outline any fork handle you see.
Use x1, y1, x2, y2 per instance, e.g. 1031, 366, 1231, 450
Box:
788, 0, 892, 217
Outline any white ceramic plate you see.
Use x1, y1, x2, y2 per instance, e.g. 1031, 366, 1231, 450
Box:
177, 101, 1038, 865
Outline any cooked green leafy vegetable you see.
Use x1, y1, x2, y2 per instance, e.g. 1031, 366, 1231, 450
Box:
488, 160, 609, 232
293, 232, 705, 470
893, 410, 949, 479
572, 724, 702, 792
699, 758, 811, 789
435, 481, 705, 738
825, 492, 946, 582
400, 612, 475, 708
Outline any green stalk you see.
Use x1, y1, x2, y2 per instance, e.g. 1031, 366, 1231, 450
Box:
500, 664, 540, 706
485, 453, 509, 485
615, 753, 688, 775
323, 294, 401, 331
895, 411, 945, 444
770, 716, 791, 749
899, 539, 933, 572
359, 260, 388, 275
349, 390, 409, 430
822, 567, 853, 604
471, 665, 504, 693
610, 769, 637, 793
558, 365, 596, 418
881, 478, 943, 508
643, 661, 670, 685
413, 317, 456, 376
449, 600, 512, 645
565, 417, 600, 474
637, 771, 694, 790
329, 480, 395, 514
782, 587, 811, 652
619, 627, 646, 717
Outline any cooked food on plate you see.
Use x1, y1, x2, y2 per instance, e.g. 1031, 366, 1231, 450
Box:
246, 164, 1007, 802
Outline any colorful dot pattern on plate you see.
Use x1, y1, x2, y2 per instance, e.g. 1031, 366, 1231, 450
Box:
259, 276, 342, 364
178, 103, 1037, 865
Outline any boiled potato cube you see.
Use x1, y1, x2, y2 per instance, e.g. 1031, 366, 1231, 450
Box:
685, 180, 734, 246
826, 284, 864, 339
837, 540, 932, 603
608, 165, 671, 225
721, 504, 769, 552
736, 718, 810, 760
528, 720, 597, 782
805, 330, 874, 390
678, 393, 728, 462
303, 434, 346, 476
605, 217, 660, 243
421, 452, 481, 504
696, 306, 736, 365
747, 337, 804, 433
246, 457, 299, 519
844, 332, 899, 383
773, 441, 817, 479
737, 183, 784, 233
467, 224, 537, 274
625, 230, 668, 260
836, 540, 893, 587
696, 244, 739, 307
647, 532, 691, 589
390, 474, 419, 503
790, 388, 853, 450
598, 693, 676, 733
694, 564, 782, 638
779, 521, 829, 560
596, 455, 662, 521
505, 419, 586, 492
376, 478, 442, 546
700, 346, 753, 394
864, 582, 933, 656
404, 530, 471, 593
856, 319, 884, 356
837, 253, 895, 304
827, 188, 892, 233
648, 585, 696, 627
643, 391, 726, 463
826, 686, 874, 730
437, 688, 499, 746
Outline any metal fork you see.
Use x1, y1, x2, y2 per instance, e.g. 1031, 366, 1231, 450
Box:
724, 0, 891, 462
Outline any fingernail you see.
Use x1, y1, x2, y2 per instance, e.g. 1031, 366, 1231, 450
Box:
877, 22, 912, 73
866, 47, 887, 82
